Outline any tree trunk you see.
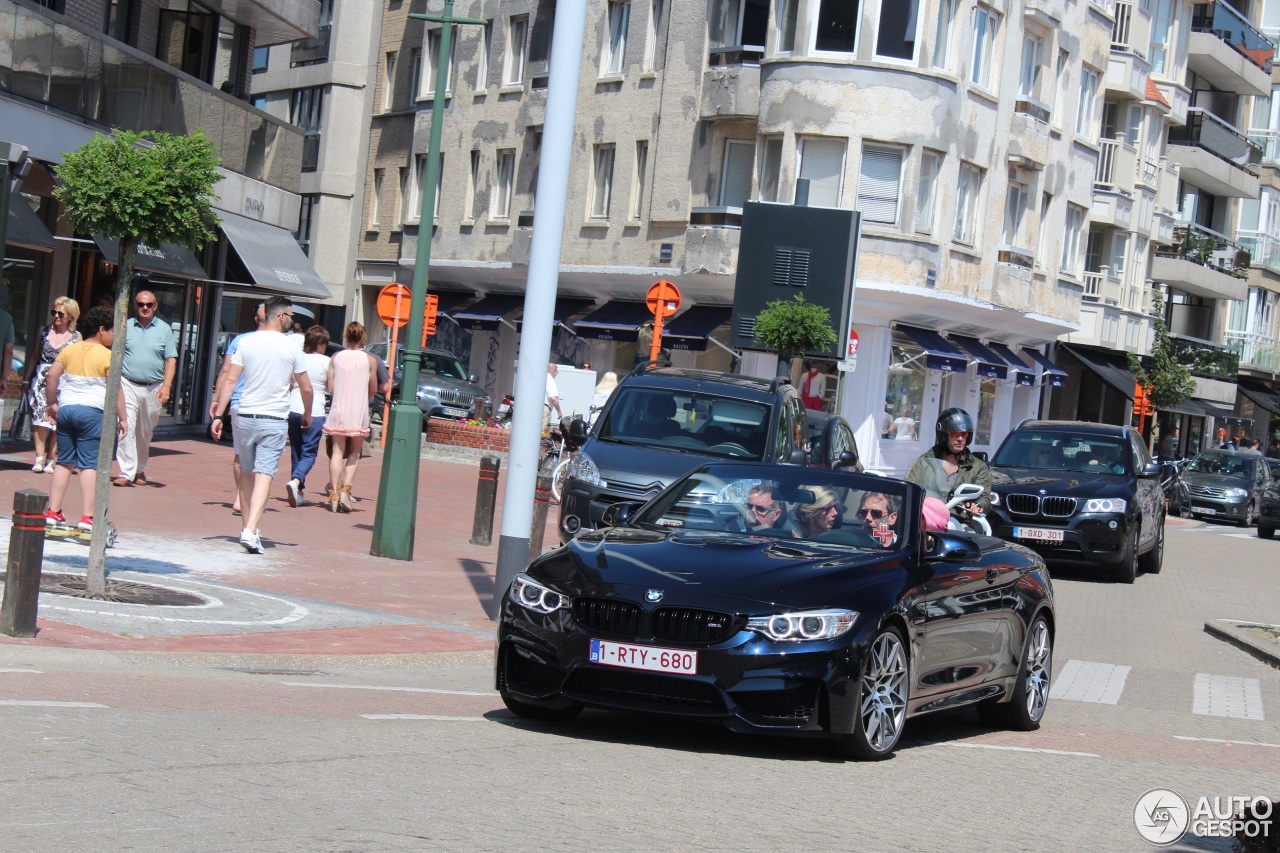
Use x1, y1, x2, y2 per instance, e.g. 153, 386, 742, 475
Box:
85, 237, 134, 595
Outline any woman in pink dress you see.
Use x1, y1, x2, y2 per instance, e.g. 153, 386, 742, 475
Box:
323, 322, 382, 512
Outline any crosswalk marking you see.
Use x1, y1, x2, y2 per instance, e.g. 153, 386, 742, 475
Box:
1192, 673, 1264, 720
281, 681, 496, 697
360, 714, 488, 721
0, 699, 107, 708
0, 668, 42, 674
945, 743, 1100, 758
1050, 660, 1131, 704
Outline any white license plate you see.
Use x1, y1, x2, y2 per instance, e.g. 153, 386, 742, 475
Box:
441, 406, 468, 418
589, 639, 697, 675
1013, 526, 1065, 543
1192, 505, 1217, 515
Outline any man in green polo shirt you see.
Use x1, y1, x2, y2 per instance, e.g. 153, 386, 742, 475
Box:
113, 290, 176, 486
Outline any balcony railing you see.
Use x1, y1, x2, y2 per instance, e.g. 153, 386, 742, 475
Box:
1156, 222, 1252, 276
1096, 136, 1137, 192
1224, 329, 1280, 372
1249, 129, 1280, 167
1191, 1, 1276, 73
1112, 0, 1134, 50
1091, 0, 1116, 16
291, 23, 331, 67
1167, 108, 1263, 174
1235, 229, 1280, 276
1172, 336, 1240, 379
1082, 266, 1124, 305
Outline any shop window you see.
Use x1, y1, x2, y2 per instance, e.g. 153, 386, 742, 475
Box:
976, 376, 996, 446
884, 333, 926, 441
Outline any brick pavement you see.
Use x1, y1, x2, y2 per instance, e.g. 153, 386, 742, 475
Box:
0, 435, 556, 656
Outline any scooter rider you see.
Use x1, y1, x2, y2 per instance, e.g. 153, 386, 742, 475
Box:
905, 408, 991, 527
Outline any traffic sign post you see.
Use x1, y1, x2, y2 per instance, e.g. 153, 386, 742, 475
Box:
646, 279, 681, 362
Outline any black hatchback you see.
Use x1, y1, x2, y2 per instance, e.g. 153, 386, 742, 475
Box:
986, 421, 1165, 583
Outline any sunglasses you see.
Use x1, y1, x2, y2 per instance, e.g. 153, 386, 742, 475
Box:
51, 309, 66, 318
136, 301, 156, 308
948, 431, 971, 439
856, 508, 887, 520
747, 503, 776, 514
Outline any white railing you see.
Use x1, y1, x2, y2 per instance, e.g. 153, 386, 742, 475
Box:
1249, 129, 1280, 166
1224, 330, 1280, 372
1083, 270, 1104, 301
1112, 0, 1134, 49
1095, 137, 1137, 192
1235, 230, 1280, 276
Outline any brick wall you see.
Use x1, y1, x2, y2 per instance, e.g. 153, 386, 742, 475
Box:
425, 420, 510, 454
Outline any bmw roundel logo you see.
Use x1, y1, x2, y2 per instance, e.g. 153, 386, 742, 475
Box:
645, 589, 664, 603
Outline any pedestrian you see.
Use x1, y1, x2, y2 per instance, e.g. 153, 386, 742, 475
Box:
323, 322, 380, 513
544, 362, 562, 433
1268, 436, 1280, 459
23, 296, 81, 473
41, 305, 127, 531
587, 371, 617, 428
113, 290, 176, 487
209, 303, 266, 515
209, 295, 312, 554
285, 325, 331, 508
801, 361, 825, 411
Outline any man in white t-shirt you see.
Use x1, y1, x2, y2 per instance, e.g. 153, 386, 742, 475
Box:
544, 362, 561, 432
210, 295, 312, 554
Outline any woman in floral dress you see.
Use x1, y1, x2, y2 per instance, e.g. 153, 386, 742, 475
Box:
22, 296, 81, 472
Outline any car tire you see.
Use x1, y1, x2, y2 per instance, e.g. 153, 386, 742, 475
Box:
1259, 523, 1275, 540
1138, 513, 1164, 575
978, 614, 1052, 731
834, 625, 909, 761
1237, 502, 1254, 528
500, 689, 583, 722
1113, 537, 1138, 584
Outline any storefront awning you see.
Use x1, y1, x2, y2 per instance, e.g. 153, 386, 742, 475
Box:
573, 301, 651, 342
219, 211, 329, 299
662, 305, 732, 351
987, 341, 1037, 387
450, 293, 523, 331
1166, 398, 1236, 419
1020, 347, 1068, 388
1059, 344, 1135, 399
94, 235, 207, 279
895, 325, 968, 373
1238, 379, 1280, 416
950, 335, 1007, 380
515, 297, 595, 332
6, 195, 56, 252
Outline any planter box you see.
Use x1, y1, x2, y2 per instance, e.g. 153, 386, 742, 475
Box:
425, 419, 511, 454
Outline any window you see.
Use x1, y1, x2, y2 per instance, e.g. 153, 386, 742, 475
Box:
1003, 177, 1027, 247
885, 332, 927, 441
466, 151, 480, 220
504, 15, 528, 84
1109, 232, 1129, 280
602, 1, 630, 76
370, 169, 383, 229
409, 48, 422, 101
1018, 34, 1042, 101
631, 141, 649, 219
383, 51, 397, 111
1150, 0, 1173, 75
476, 24, 491, 89
777, 0, 800, 52
406, 154, 428, 223
953, 162, 984, 245
798, 137, 846, 207
252, 46, 269, 73
643, 0, 665, 69
492, 149, 515, 218
396, 167, 407, 224
875, 0, 920, 61
719, 140, 755, 208
290, 86, 325, 131
760, 136, 783, 202
251, 96, 267, 111
1062, 204, 1085, 275
294, 193, 318, 256
916, 150, 942, 234
591, 144, 616, 219
856, 144, 904, 224
976, 376, 996, 447
932, 0, 956, 70
970, 5, 999, 90
1035, 193, 1051, 268
433, 155, 444, 221
1052, 50, 1068, 127
1075, 66, 1100, 140
425, 29, 455, 96
814, 0, 858, 53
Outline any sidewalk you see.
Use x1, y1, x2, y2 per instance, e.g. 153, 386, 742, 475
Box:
0, 435, 556, 658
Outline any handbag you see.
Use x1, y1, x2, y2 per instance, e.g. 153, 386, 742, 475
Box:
9, 392, 33, 444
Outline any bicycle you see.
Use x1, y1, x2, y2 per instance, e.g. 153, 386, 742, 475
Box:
544, 415, 587, 503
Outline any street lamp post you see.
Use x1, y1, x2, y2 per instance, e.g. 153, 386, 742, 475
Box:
370, 1, 486, 561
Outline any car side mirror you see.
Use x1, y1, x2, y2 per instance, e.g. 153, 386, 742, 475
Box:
600, 501, 644, 528
567, 417, 589, 444
470, 373, 478, 383
786, 449, 808, 466
923, 531, 982, 563
971, 450, 989, 462
1139, 460, 1162, 478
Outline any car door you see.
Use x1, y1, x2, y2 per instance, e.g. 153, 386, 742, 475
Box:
1129, 429, 1160, 549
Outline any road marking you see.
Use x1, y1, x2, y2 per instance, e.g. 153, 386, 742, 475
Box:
1192, 673, 1264, 720
0, 700, 108, 708
0, 668, 42, 674
1049, 659, 1130, 704
280, 682, 497, 697
360, 714, 488, 721
945, 743, 1100, 758
1174, 735, 1280, 749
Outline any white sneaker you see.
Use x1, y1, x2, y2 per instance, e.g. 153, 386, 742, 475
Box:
285, 479, 301, 508
43, 460, 56, 473
238, 529, 264, 554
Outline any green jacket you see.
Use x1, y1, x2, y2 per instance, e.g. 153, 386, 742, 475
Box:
904, 447, 992, 522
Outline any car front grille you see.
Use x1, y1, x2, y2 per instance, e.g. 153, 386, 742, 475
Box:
1041, 497, 1077, 516
652, 608, 741, 644
564, 668, 725, 715
438, 389, 475, 406
574, 599, 739, 645
574, 598, 643, 636
1005, 494, 1077, 516
1190, 484, 1228, 498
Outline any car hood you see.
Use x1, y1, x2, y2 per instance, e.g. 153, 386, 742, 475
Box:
528, 527, 909, 611
395, 369, 487, 397
991, 466, 1134, 497
584, 440, 725, 488
1184, 472, 1251, 490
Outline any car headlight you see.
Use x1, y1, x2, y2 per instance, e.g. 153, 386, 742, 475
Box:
510, 573, 569, 614
1223, 487, 1249, 498
989, 492, 1000, 506
747, 609, 857, 641
1084, 498, 1127, 513
566, 452, 601, 486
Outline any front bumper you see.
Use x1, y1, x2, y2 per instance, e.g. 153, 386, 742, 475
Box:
558, 478, 662, 542
1187, 495, 1250, 521
988, 510, 1131, 564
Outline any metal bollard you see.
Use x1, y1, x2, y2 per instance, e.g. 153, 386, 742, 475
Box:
528, 471, 553, 564
470, 455, 501, 546
1, 489, 49, 638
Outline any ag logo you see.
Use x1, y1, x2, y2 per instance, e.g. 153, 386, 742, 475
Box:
1134, 788, 1190, 845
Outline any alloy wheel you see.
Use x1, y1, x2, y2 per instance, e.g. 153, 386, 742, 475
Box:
859, 630, 908, 753
1023, 619, 1052, 723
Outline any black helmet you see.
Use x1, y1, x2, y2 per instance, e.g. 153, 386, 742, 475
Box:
935, 408, 975, 449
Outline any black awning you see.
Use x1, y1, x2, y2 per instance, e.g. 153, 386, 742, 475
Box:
896, 325, 968, 373
219, 210, 329, 299
1166, 398, 1235, 419
6, 195, 55, 252
431, 289, 478, 315
573, 301, 652, 342
450, 293, 523, 331
1238, 379, 1280, 415
950, 335, 1007, 380
662, 305, 731, 351
94, 235, 207, 279
987, 341, 1037, 387
1020, 347, 1068, 388
515, 297, 595, 332
1059, 344, 1135, 399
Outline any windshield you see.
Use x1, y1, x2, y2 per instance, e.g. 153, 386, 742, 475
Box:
993, 431, 1131, 475
595, 387, 773, 459
633, 464, 914, 550
421, 353, 468, 380
1187, 452, 1255, 479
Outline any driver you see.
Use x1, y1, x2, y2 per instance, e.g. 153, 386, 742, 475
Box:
745, 483, 785, 531
904, 407, 991, 527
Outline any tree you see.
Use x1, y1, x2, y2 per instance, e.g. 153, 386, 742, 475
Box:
53, 130, 220, 595
1128, 288, 1195, 430
752, 294, 839, 378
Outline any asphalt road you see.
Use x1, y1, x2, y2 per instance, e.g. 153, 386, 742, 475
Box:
2, 519, 1278, 853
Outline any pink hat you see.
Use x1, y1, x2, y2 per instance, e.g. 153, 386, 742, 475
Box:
922, 497, 950, 532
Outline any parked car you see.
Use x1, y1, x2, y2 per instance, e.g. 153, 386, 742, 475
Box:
1260, 459, 1280, 540
806, 410, 862, 471
498, 462, 1055, 760
985, 420, 1165, 583
557, 365, 809, 542
365, 341, 489, 424
1183, 449, 1274, 528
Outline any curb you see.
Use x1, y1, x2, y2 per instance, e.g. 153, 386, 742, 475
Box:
1204, 619, 1280, 669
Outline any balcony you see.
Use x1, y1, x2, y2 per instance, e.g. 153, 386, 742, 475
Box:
1148, 78, 1190, 126
1107, 0, 1152, 100
699, 47, 760, 120
1224, 329, 1280, 372
0, 0, 303, 192
290, 23, 330, 67
1152, 223, 1250, 301
1172, 336, 1240, 379
1167, 108, 1262, 198
1236, 229, 1280, 277
1250, 129, 1280, 168
1189, 1, 1274, 96
1096, 136, 1138, 194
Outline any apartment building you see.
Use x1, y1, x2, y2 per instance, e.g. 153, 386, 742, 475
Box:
0, 0, 325, 431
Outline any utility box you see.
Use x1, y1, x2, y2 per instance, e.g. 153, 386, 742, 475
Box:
731, 202, 861, 360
